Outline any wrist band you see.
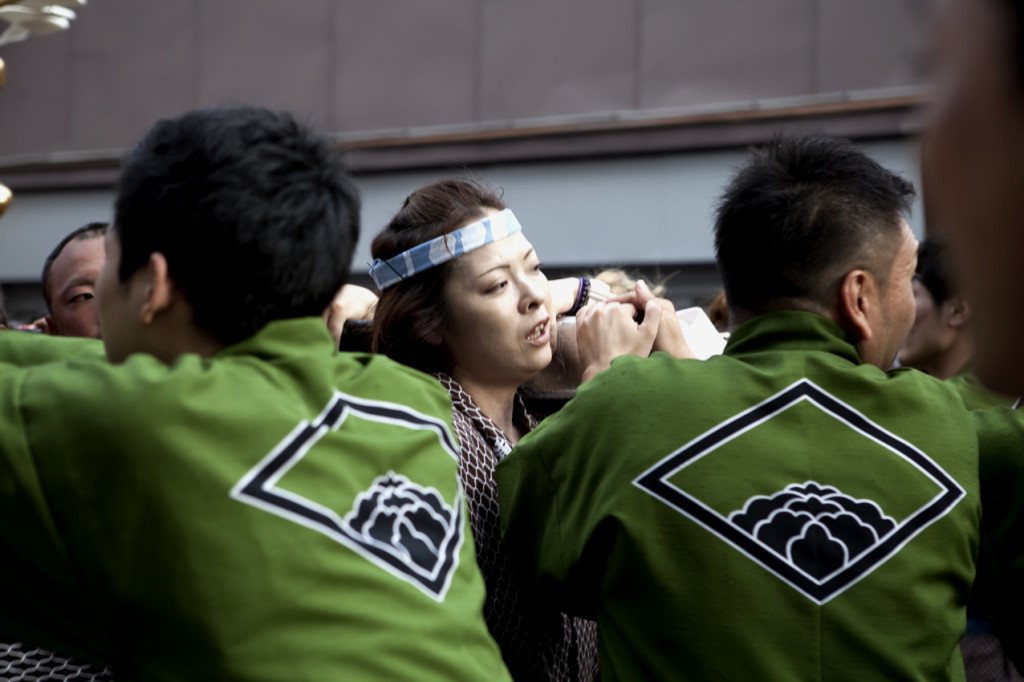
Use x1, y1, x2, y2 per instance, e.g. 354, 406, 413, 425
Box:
566, 278, 591, 316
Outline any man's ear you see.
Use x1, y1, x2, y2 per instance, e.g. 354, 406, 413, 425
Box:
138, 252, 175, 325
38, 315, 55, 335
836, 269, 878, 343
945, 294, 971, 328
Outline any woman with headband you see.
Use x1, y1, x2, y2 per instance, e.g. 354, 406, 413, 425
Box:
369, 179, 685, 680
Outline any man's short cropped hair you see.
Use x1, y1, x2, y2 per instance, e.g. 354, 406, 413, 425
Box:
915, 233, 955, 305
113, 106, 360, 346
714, 135, 915, 316
40, 222, 108, 311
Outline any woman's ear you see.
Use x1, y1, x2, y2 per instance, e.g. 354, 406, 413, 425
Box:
425, 328, 443, 346
420, 310, 445, 346
836, 269, 878, 343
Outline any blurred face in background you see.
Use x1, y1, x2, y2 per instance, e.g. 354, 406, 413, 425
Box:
923, 0, 1024, 393
898, 279, 964, 376
45, 235, 105, 339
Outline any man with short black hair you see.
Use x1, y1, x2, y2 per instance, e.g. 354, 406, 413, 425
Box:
498, 135, 1005, 680
38, 222, 107, 338
0, 106, 510, 681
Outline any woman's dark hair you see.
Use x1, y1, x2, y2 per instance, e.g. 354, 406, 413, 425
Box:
370, 179, 505, 373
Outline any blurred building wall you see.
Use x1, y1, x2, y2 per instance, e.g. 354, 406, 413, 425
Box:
0, 0, 933, 320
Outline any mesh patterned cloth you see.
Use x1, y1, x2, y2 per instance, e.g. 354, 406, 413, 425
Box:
962, 633, 1023, 682
435, 373, 598, 682
0, 642, 113, 682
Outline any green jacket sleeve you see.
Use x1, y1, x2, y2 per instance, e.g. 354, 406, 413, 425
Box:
0, 330, 105, 368
974, 406, 1024, 668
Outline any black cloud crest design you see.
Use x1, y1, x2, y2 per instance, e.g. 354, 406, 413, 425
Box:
728, 481, 897, 580
633, 379, 966, 603
345, 472, 458, 575
231, 391, 465, 601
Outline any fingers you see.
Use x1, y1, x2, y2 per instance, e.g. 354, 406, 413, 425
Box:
648, 300, 695, 359
576, 300, 656, 383
633, 279, 657, 308
631, 283, 696, 360
575, 287, 698, 382
655, 311, 696, 359
637, 299, 663, 344
602, 279, 657, 312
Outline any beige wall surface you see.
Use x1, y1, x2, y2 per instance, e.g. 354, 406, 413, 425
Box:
0, 0, 931, 159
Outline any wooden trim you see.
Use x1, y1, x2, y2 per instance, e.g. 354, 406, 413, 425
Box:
0, 92, 928, 188
334, 93, 928, 152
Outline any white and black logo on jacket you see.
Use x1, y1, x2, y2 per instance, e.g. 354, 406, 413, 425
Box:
634, 379, 965, 604
232, 391, 464, 601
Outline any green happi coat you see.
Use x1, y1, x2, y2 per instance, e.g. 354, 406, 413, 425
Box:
498, 310, 1021, 682
0, 318, 510, 682
947, 369, 1018, 411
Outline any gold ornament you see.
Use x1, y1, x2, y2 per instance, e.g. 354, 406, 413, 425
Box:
0, 56, 6, 90
0, 184, 11, 218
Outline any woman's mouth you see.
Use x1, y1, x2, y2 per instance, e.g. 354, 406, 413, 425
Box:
526, 318, 550, 344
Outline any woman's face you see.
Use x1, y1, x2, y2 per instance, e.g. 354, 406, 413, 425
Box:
440, 225, 555, 389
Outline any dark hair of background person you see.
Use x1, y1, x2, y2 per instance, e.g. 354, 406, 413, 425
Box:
40, 222, 108, 312
915, 232, 954, 305
114, 106, 361, 346
705, 289, 729, 333
370, 179, 505, 373
714, 134, 916, 318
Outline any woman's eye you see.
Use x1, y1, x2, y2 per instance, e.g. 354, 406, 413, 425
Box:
485, 281, 508, 294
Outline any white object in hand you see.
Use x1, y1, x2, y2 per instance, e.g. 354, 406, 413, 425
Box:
675, 307, 727, 360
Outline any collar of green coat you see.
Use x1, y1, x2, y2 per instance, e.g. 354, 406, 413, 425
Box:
217, 317, 337, 360
724, 310, 863, 365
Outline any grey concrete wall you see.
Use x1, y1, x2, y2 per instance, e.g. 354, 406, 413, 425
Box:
0, 137, 924, 279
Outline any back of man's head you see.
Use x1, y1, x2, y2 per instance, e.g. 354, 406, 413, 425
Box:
113, 106, 360, 346
915, 233, 954, 305
714, 135, 915, 320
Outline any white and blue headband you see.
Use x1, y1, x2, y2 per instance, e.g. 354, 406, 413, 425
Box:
369, 208, 523, 291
